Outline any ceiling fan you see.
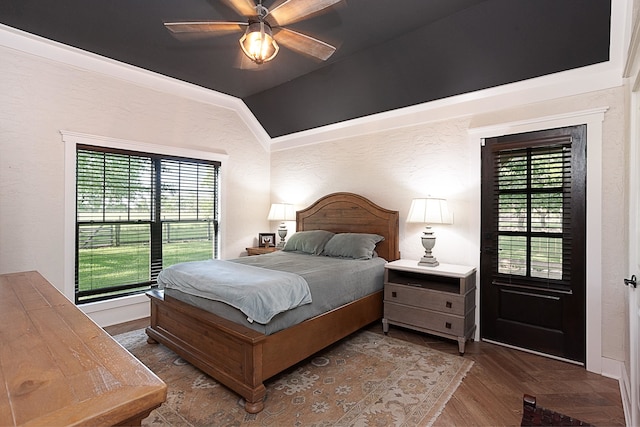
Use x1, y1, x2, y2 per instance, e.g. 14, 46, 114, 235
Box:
164, 0, 342, 65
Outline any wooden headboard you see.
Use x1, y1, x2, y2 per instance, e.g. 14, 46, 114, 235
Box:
296, 192, 400, 261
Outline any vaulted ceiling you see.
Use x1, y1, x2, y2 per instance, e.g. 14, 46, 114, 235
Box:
0, 0, 611, 138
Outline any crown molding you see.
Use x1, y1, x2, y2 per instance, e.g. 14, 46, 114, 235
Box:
0, 24, 272, 151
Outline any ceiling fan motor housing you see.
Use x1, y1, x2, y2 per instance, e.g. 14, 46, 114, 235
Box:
255, 3, 269, 20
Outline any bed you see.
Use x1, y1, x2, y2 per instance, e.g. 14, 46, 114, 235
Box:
145, 192, 400, 413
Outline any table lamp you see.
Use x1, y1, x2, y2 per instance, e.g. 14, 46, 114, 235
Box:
406, 197, 453, 267
267, 203, 296, 248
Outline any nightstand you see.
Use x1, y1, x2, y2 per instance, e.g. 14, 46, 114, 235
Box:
382, 259, 476, 355
246, 246, 280, 256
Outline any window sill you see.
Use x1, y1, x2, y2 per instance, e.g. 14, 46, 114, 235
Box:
79, 292, 149, 327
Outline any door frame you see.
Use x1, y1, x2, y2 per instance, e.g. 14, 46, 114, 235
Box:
468, 106, 608, 374
625, 87, 640, 427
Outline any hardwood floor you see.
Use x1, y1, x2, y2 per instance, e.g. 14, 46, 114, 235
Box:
106, 318, 626, 426
104, 317, 150, 336
369, 325, 626, 427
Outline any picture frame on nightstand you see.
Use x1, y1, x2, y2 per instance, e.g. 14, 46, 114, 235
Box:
258, 233, 276, 247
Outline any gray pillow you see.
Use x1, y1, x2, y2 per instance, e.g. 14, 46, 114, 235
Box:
322, 233, 384, 260
283, 230, 335, 255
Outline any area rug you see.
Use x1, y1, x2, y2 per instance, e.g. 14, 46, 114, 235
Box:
115, 329, 473, 426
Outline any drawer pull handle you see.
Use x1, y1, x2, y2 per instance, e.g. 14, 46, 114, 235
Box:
446, 301, 452, 308
445, 322, 452, 329
392, 291, 397, 298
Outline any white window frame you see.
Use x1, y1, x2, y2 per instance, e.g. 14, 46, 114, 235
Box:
62, 130, 228, 326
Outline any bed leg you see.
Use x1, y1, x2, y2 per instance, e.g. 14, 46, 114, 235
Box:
145, 327, 158, 344
244, 399, 264, 414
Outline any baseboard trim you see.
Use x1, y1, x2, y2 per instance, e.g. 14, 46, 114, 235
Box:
600, 356, 623, 379
619, 362, 632, 427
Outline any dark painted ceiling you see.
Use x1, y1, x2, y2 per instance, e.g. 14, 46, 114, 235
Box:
0, 0, 611, 138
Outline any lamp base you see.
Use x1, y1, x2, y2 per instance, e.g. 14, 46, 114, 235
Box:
418, 255, 439, 267
277, 224, 287, 249
419, 229, 439, 267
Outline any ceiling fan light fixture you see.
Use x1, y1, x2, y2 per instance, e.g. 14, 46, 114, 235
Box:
240, 21, 279, 64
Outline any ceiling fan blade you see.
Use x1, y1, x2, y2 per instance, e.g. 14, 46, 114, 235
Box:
164, 21, 247, 39
268, 0, 342, 26
273, 27, 336, 61
221, 0, 258, 18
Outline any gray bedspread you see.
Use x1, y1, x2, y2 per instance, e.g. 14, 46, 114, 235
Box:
163, 251, 387, 335
157, 259, 311, 324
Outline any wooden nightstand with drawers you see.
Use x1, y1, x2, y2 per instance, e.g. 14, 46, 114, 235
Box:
382, 259, 477, 355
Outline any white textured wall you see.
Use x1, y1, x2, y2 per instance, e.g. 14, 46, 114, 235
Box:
271, 118, 478, 266
271, 87, 627, 362
600, 89, 628, 365
0, 45, 271, 292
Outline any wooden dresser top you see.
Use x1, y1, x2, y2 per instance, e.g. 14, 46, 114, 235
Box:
0, 271, 166, 426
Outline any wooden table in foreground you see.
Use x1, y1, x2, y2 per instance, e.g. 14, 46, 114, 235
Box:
0, 271, 166, 426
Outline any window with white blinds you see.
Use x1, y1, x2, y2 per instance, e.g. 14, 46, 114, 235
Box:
76, 145, 220, 303
492, 138, 572, 289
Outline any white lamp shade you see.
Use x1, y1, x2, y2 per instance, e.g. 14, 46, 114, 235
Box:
407, 198, 453, 224
267, 203, 296, 221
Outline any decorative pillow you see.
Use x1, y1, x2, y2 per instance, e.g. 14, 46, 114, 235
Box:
283, 230, 335, 255
322, 233, 385, 260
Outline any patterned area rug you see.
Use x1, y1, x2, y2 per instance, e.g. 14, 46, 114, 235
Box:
115, 329, 473, 426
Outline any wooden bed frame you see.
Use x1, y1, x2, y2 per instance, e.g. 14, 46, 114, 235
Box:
145, 192, 400, 413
